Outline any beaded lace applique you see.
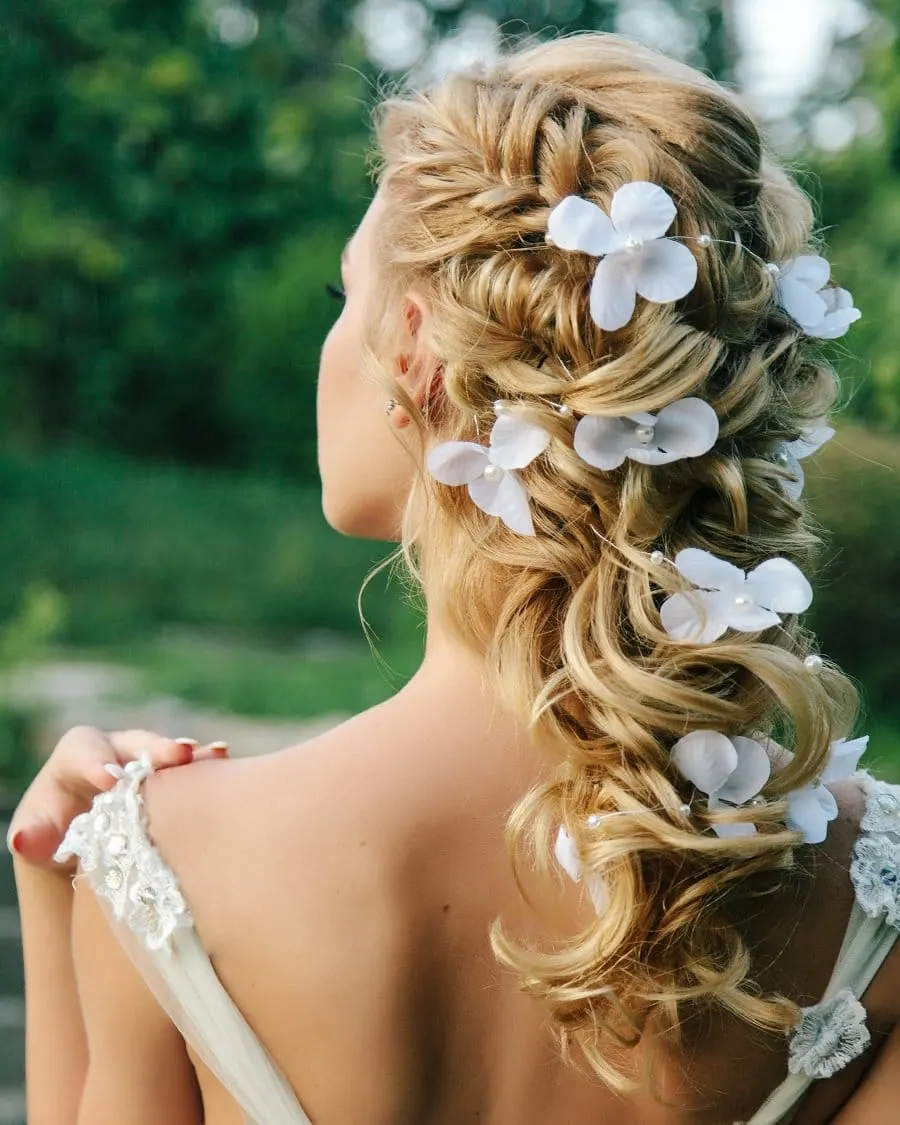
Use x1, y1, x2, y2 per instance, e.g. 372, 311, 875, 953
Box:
785, 777, 900, 1079
55, 757, 193, 953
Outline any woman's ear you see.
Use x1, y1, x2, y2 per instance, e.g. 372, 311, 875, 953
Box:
396, 291, 439, 408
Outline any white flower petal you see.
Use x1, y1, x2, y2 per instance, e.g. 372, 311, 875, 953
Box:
712, 818, 758, 838
783, 254, 831, 290
745, 558, 813, 614
674, 547, 745, 592
488, 413, 551, 470
627, 446, 681, 465
722, 597, 782, 633
554, 826, 582, 882
651, 398, 720, 459
427, 441, 489, 485
469, 469, 535, 535
547, 195, 617, 256
671, 730, 738, 797
777, 275, 829, 330
609, 181, 677, 242
781, 449, 805, 501
585, 873, 609, 914
808, 302, 862, 340
718, 737, 772, 805
786, 425, 835, 461
785, 784, 838, 845
589, 254, 637, 331
573, 415, 635, 470
632, 238, 698, 303
660, 590, 728, 643
820, 735, 869, 784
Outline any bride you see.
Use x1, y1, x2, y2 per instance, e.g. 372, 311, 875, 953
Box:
9, 33, 898, 1125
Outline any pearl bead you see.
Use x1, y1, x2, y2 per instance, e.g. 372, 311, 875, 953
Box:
634, 425, 655, 444
650, 550, 665, 565
556, 403, 573, 418
765, 262, 781, 277
697, 234, 713, 247
107, 833, 128, 857
493, 400, 508, 414
734, 595, 753, 606
804, 654, 824, 672
775, 450, 790, 466
678, 803, 693, 816
624, 235, 644, 253
749, 795, 767, 807
482, 463, 501, 482
586, 813, 602, 828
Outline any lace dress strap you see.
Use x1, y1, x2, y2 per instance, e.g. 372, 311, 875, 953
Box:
56, 758, 314, 1125
746, 772, 900, 1124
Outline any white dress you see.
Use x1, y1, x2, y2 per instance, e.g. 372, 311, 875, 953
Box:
56, 762, 900, 1125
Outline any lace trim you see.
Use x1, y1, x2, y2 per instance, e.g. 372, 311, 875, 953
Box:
787, 988, 871, 1078
785, 776, 900, 1080
55, 757, 193, 953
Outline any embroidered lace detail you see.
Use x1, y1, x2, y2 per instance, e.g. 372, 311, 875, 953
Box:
55, 757, 193, 953
787, 988, 871, 1078
850, 779, 900, 929
783, 776, 900, 1081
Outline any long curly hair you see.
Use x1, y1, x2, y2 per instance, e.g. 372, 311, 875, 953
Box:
362, 33, 859, 1092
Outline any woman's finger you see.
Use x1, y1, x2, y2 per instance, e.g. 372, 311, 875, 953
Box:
191, 741, 230, 762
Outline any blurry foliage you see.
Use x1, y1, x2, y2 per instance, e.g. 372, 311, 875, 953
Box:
0, 583, 66, 790
0, 0, 369, 475
0, 451, 404, 644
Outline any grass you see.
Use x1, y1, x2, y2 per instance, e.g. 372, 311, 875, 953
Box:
100, 628, 425, 719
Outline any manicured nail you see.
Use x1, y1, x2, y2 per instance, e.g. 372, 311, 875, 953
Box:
6, 827, 22, 856
208, 741, 229, 750
174, 737, 199, 748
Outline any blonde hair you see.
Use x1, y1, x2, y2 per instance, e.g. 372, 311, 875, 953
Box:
365, 33, 859, 1093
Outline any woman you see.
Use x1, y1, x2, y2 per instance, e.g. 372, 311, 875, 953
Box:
9, 33, 899, 1125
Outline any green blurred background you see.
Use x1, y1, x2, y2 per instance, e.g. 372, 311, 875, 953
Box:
1, 0, 899, 788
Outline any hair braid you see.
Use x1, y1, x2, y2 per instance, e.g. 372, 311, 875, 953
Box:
367, 32, 859, 1093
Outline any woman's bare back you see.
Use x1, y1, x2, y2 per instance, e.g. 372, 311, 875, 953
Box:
138, 674, 900, 1125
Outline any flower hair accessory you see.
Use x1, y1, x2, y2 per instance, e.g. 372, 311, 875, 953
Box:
426, 406, 550, 536
554, 826, 608, 913
771, 255, 861, 339
573, 397, 719, 470
660, 547, 813, 643
777, 422, 835, 500
546, 182, 698, 331
671, 730, 772, 838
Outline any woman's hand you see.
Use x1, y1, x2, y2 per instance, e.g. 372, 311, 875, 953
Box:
6, 726, 229, 871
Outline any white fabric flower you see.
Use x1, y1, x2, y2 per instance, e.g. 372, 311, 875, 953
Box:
671, 730, 771, 838
774, 255, 860, 339
554, 826, 608, 913
573, 397, 719, 470
660, 548, 813, 643
426, 413, 551, 536
780, 423, 835, 501
546, 183, 698, 331
783, 735, 869, 844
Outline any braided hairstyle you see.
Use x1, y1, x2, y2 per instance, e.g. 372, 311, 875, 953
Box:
364, 33, 859, 1091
